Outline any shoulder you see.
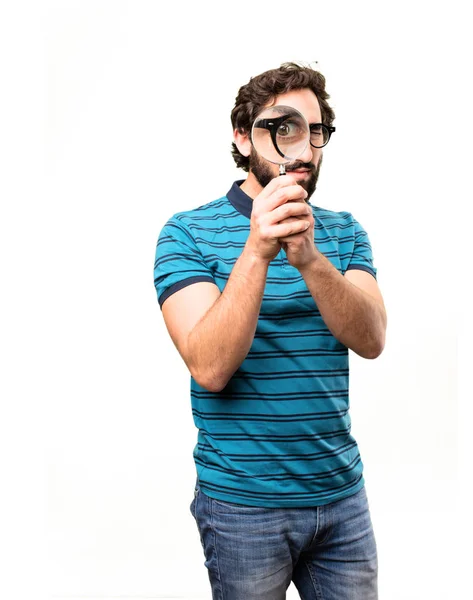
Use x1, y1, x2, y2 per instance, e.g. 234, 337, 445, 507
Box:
310, 204, 356, 229
167, 195, 229, 225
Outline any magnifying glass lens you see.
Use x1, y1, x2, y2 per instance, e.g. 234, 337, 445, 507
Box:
251, 106, 310, 167
275, 118, 307, 157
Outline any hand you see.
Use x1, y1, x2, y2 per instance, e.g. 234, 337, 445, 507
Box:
246, 177, 312, 263
278, 202, 319, 270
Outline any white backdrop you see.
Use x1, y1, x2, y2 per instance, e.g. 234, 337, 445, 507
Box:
1, 1, 470, 599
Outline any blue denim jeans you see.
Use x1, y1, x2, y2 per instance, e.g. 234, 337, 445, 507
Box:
190, 481, 378, 599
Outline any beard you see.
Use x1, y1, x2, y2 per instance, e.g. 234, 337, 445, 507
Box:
249, 148, 322, 200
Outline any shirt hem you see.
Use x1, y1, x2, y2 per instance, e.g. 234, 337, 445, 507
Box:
199, 476, 365, 508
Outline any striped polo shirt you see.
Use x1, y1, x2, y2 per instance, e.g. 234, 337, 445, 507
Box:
154, 179, 377, 508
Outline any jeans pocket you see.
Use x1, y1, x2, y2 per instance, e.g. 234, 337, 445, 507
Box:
190, 479, 201, 518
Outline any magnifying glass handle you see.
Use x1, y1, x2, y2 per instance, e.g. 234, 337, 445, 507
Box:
279, 164, 286, 176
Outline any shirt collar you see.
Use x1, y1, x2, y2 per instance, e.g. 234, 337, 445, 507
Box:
227, 179, 317, 219
226, 179, 253, 219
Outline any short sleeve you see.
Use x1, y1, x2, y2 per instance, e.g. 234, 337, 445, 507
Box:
154, 216, 216, 310
345, 216, 377, 280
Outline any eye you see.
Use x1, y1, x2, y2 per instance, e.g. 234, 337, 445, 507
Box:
277, 120, 299, 137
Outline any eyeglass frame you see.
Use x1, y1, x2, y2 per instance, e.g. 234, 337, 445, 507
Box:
309, 123, 336, 149
252, 114, 336, 158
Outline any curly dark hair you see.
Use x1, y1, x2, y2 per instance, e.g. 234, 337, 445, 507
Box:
230, 62, 336, 172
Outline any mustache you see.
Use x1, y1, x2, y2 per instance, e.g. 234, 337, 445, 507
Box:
285, 161, 315, 172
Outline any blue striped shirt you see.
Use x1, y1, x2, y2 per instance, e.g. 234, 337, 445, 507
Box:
154, 180, 377, 507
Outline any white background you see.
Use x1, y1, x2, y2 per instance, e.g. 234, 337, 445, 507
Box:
1, 1, 471, 599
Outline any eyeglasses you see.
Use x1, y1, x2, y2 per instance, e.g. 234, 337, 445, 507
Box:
309, 124, 336, 148
253, 114, 336, 153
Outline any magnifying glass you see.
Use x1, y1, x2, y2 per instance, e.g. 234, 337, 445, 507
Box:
251, 105, 310, 175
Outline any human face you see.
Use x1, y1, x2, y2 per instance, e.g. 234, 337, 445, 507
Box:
249, 89, 324, 199
250, 145, 323, 199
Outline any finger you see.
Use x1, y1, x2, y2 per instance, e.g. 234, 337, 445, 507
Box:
279, 233, 308, 242
269, 202, 312, 226
269, 218, 311, 239
257, 173, 298, 200
258, 178, 308, 212
267, 186, 308, 213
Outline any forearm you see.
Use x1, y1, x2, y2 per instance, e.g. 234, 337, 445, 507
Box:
299, 253, 387, 359
187, 246, 269, 392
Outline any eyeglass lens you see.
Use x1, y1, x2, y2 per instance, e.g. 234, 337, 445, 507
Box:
310, 125, 331, 148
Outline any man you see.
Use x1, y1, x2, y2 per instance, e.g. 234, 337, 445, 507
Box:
154, 62, 387, 599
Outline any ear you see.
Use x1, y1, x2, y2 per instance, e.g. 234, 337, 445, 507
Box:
233, 128, 252, 158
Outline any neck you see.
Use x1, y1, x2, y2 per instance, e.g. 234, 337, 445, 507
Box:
239, 172, 263, 200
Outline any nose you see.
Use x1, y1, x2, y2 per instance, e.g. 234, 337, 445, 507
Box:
299, 140, 314, 164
